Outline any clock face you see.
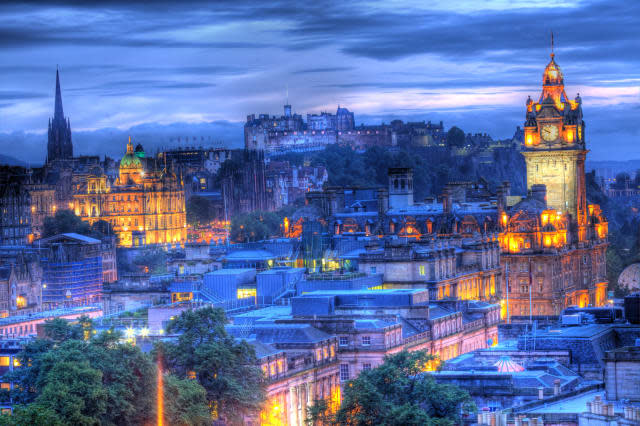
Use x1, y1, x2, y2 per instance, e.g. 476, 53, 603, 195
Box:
541, 124, 559, 142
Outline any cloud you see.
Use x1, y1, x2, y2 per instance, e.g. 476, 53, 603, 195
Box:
0, 90, 47, 100
293, 66, 354, 74
0, 0, 638, 160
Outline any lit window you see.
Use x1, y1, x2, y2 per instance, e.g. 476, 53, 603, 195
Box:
340, 364, 350, 381
419, 265, 425, 276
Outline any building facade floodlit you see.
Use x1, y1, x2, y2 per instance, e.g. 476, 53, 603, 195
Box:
499, 51, 608, 317
72, 138, 187, 247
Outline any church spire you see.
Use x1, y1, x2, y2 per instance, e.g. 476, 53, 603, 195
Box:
47, 67, 73, 163
54, 66, 64, 121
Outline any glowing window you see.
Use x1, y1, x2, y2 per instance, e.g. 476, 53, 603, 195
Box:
0, 357, 8, 367
419, 265, 426, 276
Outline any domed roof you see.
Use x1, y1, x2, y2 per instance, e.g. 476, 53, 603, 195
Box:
120, 137, 143, 170
619, 263, 640, 291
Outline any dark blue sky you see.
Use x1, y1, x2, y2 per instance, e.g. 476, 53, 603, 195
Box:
0, 0, 638, 161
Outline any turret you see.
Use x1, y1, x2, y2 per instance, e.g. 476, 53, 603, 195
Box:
388, 168, 413, 209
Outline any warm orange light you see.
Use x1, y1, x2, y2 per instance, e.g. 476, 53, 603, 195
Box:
541, 213, 549, 226
157, 357, 164, 426
566, 129, 574, 142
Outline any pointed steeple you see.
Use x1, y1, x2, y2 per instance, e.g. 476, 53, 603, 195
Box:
47, 67, 73, 163
54, 67, 64, 122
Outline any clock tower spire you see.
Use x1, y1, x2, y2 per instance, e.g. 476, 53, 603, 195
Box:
521, 40, 588, 241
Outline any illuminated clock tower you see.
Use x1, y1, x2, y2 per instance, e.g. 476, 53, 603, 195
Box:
522, 49, 588, 241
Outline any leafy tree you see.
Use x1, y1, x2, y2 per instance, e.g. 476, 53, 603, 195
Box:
445, 126, 466, 148
310, 351, 473, 426
163, 374, 211, 426
230, 211, 281, 242
43, 209, 92, 238
42, 209, 113, 239
6, 324, 156, 426
186, 195, 216, 225
612, 172, 631, 190
35, 360, 108, 425
0, 403, 64, 425
157, 307, 266, 424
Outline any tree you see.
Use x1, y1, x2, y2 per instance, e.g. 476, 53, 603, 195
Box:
163, 374, 211, 426
35, 360, 108, 425
230, 207, 295, 243
445, 126, 466, 148
42, 209, 113, 239
157, 307, 266, 424
313, 351, 474, 426
0, 403, 64, 425
43, 209, 92, 238
186, 196, 215, 225
613, 172, 631, 190
6, 326, 156, 426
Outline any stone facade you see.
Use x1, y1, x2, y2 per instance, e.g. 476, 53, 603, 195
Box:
72, 138, 187, 247
357, 238, 501, 302
245, 104, 445, 154
0, 180, 32, 246
500, 52, 608, 317
0, 253, 42, 316
604, 346, 640, 401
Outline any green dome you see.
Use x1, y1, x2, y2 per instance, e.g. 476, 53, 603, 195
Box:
120, 137, 143, 170
120, 153, 142, 169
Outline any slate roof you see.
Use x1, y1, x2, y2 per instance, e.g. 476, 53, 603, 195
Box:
249, 323, 333, 344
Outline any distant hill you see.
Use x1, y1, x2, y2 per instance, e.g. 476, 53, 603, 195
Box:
0, 153, 28, 167
0, 120, 245, 164
586, 159, 640, 178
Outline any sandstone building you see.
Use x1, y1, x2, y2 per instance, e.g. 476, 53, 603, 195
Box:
72, 138, 187, 247
499, 51, 608, 317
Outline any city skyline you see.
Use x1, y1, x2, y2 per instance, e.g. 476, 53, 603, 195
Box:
0, 0, 639, 162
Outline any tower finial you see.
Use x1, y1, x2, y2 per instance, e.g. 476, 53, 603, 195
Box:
54, 67, 64, 120
550, 30, 555, 58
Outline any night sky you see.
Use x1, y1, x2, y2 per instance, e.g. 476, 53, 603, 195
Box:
0, 0, 638, 162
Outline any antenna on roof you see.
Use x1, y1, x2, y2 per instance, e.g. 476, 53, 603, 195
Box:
286, 84, 289, 106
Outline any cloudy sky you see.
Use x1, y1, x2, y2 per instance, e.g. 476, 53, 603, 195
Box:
0, 0, 638, 162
